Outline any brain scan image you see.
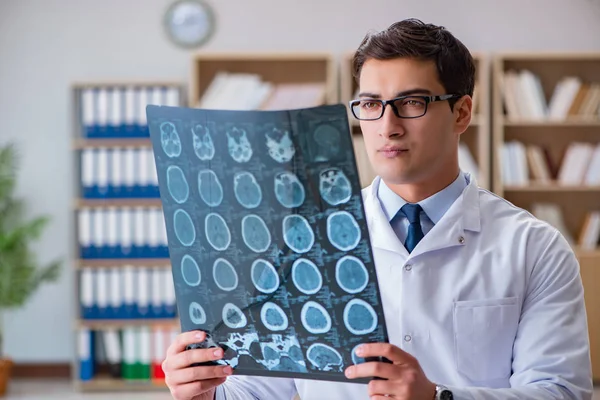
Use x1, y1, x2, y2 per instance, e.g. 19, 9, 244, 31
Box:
261, 302, 288, 332
222, 303, 247, 329
166, 165, 189, 204
306, 343, 343, 371
282, 215, 314, 253
319, 167, 352, 206
213, 258, 238, 292
192, 123, 215, 161
251, 259, 279, 294
198, 169, 224, 207
181, 254, 201, 287
189, 301, 207, 325
300, 301, 332, 335
274, 172, 305, 208
226, 126, 253, 163
291, 258, 322, 295
335, 255, 369, 294
327, 211, 361, 251
265, 127, 295, 163
242, 214, 271, 253
160, 121, 182, 158
173, 209, 196, 246
234, 171, 262, 209
205, 213, 231, 251
343, 298, 378, 335
310, 124, 341, 162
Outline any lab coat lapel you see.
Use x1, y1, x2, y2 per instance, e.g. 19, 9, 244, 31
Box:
363, 175, 481, 257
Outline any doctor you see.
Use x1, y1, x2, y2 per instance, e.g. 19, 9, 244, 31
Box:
162, 19, 593, 400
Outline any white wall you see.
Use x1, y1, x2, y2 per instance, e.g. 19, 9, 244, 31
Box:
1, 0, 599, 363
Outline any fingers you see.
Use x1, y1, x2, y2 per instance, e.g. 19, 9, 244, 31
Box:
166, 363, 233, 386
167, 346, 225, 371
169, 377, 227, 400
355, 343, 415, 365
167, 330, 207, 357
345, 361, 398, 380
368, 378, 400, 398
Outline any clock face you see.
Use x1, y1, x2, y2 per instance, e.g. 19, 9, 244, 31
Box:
164, 0, 215, 48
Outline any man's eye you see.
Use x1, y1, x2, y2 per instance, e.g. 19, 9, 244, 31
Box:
361, 101, 380, 109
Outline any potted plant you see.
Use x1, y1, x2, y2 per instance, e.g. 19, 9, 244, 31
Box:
0, 142, 61, 396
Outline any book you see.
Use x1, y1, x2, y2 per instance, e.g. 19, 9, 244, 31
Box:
146, 103, 388, 383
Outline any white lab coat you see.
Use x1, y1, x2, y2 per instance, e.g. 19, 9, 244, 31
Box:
217, 174, 592, 400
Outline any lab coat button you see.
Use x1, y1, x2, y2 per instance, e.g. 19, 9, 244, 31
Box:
404, 335, 412, 342
404, 264, 412, 271
458, 236, 465, 244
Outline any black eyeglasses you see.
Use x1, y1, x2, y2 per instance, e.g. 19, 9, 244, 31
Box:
348, 94, 461, 121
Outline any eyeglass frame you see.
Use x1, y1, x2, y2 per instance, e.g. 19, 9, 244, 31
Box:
348, 94, 462, 121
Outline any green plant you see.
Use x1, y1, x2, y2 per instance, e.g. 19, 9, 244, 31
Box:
0, 143, 61, 359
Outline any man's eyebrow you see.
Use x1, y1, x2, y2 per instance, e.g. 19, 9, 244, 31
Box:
357, 88, 433, 98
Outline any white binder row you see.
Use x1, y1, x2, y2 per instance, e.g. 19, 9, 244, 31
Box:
80, 147, 159, 197
80, 86, 180, 128
78, 207, 169, 258
79, 266, 176, 319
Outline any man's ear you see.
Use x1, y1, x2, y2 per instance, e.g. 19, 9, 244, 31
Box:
454, 95, 472, 134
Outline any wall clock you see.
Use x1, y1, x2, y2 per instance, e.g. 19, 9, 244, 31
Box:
164, 0, 216, 49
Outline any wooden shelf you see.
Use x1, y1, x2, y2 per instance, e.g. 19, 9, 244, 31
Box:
76, 377, 168, 392
504, 184, 600, 192
76, 259, 171, 268
503, 119, 600, 127
76, 318, 179, 329
575, 248, 600, 258
72, 138, 152, 149
75, 198, 162, 208
189, 51, 337, 108
492, 52, 600, 380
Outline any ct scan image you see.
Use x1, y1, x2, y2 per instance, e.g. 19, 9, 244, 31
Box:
147, 103, 388, 383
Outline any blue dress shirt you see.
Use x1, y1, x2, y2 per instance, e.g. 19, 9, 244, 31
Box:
377, 170, 468, 246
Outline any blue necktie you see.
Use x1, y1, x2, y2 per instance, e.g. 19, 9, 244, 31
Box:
400, 203, 424, 253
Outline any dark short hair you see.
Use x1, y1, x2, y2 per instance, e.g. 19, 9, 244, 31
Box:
352, 18, 475, 109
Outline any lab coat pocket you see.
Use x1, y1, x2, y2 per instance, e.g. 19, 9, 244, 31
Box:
453, 297, 520, 382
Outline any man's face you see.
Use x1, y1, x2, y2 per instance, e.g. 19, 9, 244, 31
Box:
357, 57, 469, 186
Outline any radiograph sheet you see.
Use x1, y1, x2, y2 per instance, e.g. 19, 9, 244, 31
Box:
147, 104, 388, 383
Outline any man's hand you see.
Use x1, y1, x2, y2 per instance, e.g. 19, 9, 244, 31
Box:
344, 343, 436, 400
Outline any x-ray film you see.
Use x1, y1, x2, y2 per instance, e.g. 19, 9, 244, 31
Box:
147, 104, 388, 383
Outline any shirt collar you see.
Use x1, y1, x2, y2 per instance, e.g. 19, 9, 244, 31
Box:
377, 170, 469, 224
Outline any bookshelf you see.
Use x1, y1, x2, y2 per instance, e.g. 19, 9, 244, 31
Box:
71, 81, 185, 391
340, 52, 491, 190
189, 52, 337, 110
492, 52, 600, 380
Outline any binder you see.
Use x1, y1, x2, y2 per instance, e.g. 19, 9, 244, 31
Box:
96, 148, 109, 197
120, 208, 133, 258
80, 269, 95, 319
151, 267, 165, 319
139, 326, 152, 379
123, 267, 136, 319
81, 149, 95, 197
109, 147, 124, 198
78, 328, 94, 380
81, 88, 95, 138
122, 327, 136, 380
103, 329, 122, 378
108, 267, 122, 319
137, 267, 150, 318
78, 208, 92, 258
163, 269, 177, 318
152, 328, 166, 381
96, 268, 109, 319
106, 207, 119, 259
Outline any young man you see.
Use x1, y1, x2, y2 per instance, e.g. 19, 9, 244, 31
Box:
162, 19, 593, 400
